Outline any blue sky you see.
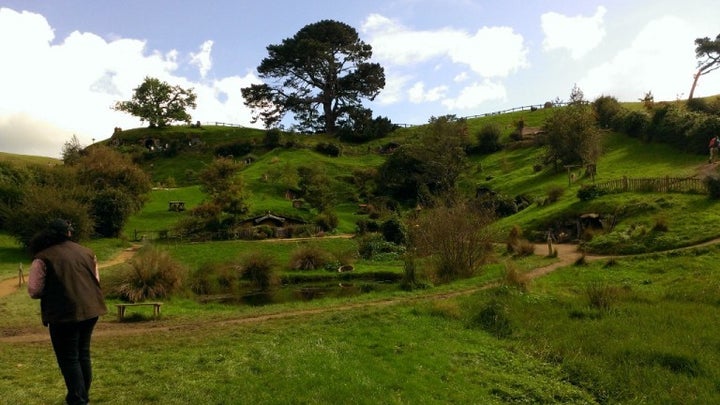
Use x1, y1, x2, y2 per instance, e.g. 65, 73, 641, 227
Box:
1, 0, 719, 157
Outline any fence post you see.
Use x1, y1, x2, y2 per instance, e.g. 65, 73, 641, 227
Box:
622, 176, 628, 192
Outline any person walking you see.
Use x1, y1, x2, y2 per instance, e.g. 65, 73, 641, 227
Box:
709, 135, 720, 163
28, 218, 107, 405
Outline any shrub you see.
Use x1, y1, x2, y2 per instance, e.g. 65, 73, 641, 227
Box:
614, 109, 649, 138
111, 246, 186, 302
314, 211, 338, 232
592, 95, 622, 129
290, 244, 332, 270
577, 185, 604, 201
263, 128, 282, 148
585, 282, 623, 311
356, 233, 404, 260
652, 216, 669, 232
188, 262, 238, 295
467, 299, 513, 339
314, 142, 342, 157
355, 219, 380, 234
546, 185, 564, 203
704, 174, 720, 199
238, 252, 278, 291
380, 216, 406, 245
475, 123, 503, 154
408, 198, 495, 283
214, 140, 252, 157
502, 263, 529, 292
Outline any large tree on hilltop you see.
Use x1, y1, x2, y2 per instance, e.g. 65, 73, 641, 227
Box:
114, 76, 197, 127
689, 34, 720, 100
241, 20, 385, 135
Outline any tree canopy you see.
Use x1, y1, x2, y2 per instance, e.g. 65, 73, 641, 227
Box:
689, 33, 720, 100
543, 86, 601, 170
241, 20, 385, 136
114, 76, 197, 127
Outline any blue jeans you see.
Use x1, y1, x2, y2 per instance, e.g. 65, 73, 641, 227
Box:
49, 317, 98, 405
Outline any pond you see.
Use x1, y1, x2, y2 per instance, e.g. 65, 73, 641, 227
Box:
200, 279, 400, 306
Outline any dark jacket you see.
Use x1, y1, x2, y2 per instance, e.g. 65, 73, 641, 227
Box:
35, 241, 107, 325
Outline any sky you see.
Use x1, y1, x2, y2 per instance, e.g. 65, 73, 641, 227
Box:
1, 0, 719, 158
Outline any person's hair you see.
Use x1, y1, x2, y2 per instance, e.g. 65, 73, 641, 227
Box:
28, 229, 71, 256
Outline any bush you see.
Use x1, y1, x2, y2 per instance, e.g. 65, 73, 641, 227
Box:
314, 211, 338, 232
467, 299, 513, 338
475, 123, 503, 154
380, 216, 406, 245
263, 128, 282, 148
214, 140, 252, 158
188, 262, 238, 295
290, 244, 332, 270
614, 109, 649, 138
502, 263, 529, 292
703, 175, 720, 200
238, 252, 278, 291
585, 282, 624, 311
408, 199, 494, 283
546, 185, 564, 203
356, 233, 404, 260
314, 142, 342, 157
592, 95, 622, 129
577, 185, 605, 201
110, 246, 186, 302
355, 219, 380, 234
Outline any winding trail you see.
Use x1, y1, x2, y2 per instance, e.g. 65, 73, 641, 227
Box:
3, 236, 719, 344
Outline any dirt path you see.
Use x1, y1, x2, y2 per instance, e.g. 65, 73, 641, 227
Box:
0, 244, 141, 300
0, 242, 591, 343
3, 237, 719, 344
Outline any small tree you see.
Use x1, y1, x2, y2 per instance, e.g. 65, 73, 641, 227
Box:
114, 76, 197, 127
76, 145, 152, 237
378, 115, 469, 203
407, 197, 495, 283
198, 157, 250, 219
297, 165, 335, 212
543, 86, 601, 170
62, 134, 84, 166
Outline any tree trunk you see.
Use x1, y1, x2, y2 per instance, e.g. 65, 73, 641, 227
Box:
688, 70, 701, 100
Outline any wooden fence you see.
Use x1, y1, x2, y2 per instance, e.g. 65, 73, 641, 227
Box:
593, 176, 707, 194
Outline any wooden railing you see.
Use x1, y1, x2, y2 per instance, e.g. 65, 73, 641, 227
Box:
593, 176, 707, 194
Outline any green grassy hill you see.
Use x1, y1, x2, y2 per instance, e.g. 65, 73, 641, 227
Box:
4, 101, 720, 403
104, 103, 717, 255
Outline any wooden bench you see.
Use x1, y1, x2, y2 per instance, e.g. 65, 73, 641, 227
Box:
115, 302, 163, 321
168, 201, 185, 211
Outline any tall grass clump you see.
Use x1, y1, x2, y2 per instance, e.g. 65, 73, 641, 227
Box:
502, 262, 529, 292
585, 281, 624, 311
506, 225, 535, 257
466, 298, 513, 339
109, 245, 186, 302
238, 252, 278, 291
289, 244, 332, 270
188, 262, 238, 295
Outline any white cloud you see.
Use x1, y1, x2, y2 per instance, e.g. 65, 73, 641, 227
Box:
542, 6, 606, 59
190, 40, 213, 78
0, 8, 258, 157
441, 80, 507, 110
361, 13, 526, 113
375, 73, 412, 105
454, 72, 469, 83
408, 82, 448, 103
578, 16, 716, 102
363, 14, 528, 78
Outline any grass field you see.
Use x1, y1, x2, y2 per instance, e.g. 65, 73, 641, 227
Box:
3, 101, 720, 403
